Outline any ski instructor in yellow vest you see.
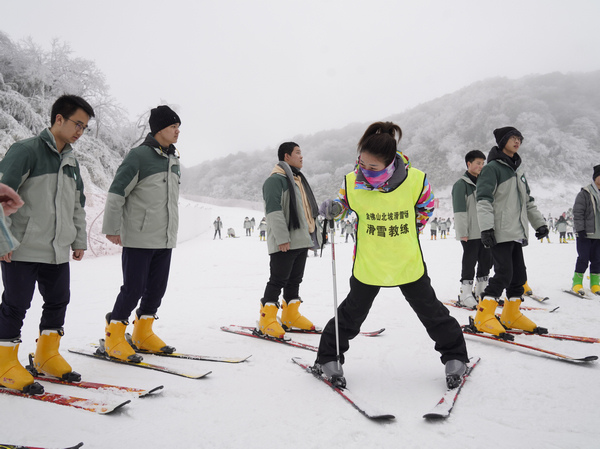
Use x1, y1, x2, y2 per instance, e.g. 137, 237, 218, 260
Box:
314, 121, 469, 390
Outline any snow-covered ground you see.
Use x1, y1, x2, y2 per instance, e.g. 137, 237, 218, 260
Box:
2, 199, 600, 449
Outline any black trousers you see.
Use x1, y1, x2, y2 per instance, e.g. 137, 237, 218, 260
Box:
482, 241, 526, 299
316, 272, 468, 365
460, 239, 492, 281
110, 248, 172, 321
0, 261, 70, 339
575, 237, 600, 274
262, 248, 308, 304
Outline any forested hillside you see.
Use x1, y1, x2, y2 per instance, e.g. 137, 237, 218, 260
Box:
181, 72, 600, 215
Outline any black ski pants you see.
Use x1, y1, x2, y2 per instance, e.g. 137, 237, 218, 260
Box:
110, 248, 172, 321
460, 239, 492, 281
315, 271, 469, 365
482, 241, 526, 299
0, 261, 70, 339
575, 237, 600, 274
262, 248, 308, 304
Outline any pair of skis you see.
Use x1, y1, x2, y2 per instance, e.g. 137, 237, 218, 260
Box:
292, 356, 481, 421
0, 374, 161, 415
220, 325, 385, 353
443, 300, 559, 313
462, 317, 599, 363
563, 289, 598, 300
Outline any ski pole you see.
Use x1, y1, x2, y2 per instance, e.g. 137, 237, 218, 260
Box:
328, 218, 342, 372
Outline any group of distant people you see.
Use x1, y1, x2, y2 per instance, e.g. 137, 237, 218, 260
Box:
212, 216, 267, 240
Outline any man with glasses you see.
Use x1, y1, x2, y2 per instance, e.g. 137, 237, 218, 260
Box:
471, 127, 549, 338
0, 95, 94, 393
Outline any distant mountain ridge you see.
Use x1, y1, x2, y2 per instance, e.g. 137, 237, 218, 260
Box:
181, 71, 600, 216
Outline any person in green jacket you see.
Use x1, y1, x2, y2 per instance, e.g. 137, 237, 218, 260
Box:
473, 127, 549, 338
257, 142, 321, 339
451, 150, 492, 309
101, 105, 181, 362
0, 95, 94, 393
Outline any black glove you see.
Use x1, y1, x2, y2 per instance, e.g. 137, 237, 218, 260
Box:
577, 230, 587, 239
481, 229, 496, 248
535, 225, 549, 239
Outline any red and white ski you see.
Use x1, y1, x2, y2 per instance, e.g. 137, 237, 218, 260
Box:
423, 356, 481, 420
220, 325, 319, 352
0, 387, 130, 414
292, 357, 395, 420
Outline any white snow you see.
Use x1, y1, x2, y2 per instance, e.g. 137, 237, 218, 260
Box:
2, 199, 600, 449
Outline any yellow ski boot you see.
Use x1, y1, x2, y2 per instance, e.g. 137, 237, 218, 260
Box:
33, 329, 80, 382
473, 297, 509, 337
0, 338, 43, 394
104, 313, 142, 362
131, 312, 175, 354
281, 298, 317, 331
258, 302, 287, 339
501, 297, 547, 334
523, 282, 533, 296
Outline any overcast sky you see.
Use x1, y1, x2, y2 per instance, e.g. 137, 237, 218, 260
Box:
3, 0, 600, 166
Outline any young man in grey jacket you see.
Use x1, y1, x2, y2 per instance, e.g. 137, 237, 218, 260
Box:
572, 164, 600, 295
102, 105, 181, 362
258, 142, 321, 339
451, 150, 492, 308
473, 127, 549, 338
0, 95, 94, 393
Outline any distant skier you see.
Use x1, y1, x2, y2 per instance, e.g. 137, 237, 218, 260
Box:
316, 121, 468, 390
344, 220, 355, 243
571, 164, 600, 296
556, 214, 568, 243
473, 126, 549, 338
451, 150, 492, 309
439, 218, 447, 239
430, 217, 438, 240
243, 217, 252, 236
258, 217, 267, 241
213, 216, 223, 240
251, 217, 256, 233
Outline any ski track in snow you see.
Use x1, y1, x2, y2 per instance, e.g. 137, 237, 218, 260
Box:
1, 200, 599, 449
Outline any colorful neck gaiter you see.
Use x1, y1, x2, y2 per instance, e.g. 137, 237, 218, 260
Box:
360, 159, 396, 188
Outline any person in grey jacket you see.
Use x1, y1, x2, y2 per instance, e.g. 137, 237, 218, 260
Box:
473, 127, 549, 338
451, 150, 492, 308
101, 105, 181, 362
571, 164, 600, 295
0, 95, 94, 393
213, 217, 223, 240
257, 142, 321, 339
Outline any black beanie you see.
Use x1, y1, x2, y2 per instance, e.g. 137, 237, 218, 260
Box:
593, 164, 600, 181
149, 105, 181, 134
493, 126, 524, 150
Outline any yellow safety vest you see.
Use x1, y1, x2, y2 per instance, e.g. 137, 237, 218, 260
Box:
345, 168, 426, 286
